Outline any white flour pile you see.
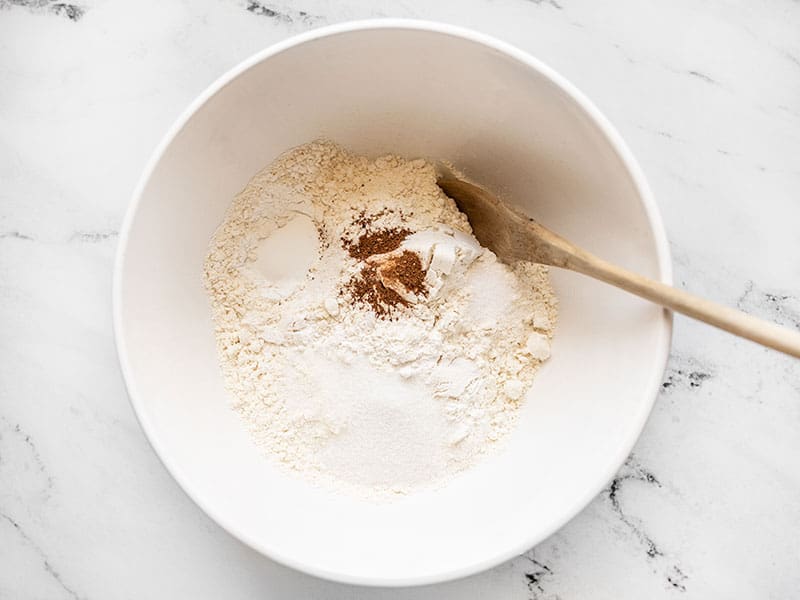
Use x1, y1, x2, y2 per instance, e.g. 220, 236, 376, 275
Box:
204, 141, 557, 497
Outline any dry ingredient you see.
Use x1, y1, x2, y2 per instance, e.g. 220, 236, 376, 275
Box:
203, 141, 557, 497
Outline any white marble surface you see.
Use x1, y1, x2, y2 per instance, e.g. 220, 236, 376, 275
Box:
2, 0, 799, 597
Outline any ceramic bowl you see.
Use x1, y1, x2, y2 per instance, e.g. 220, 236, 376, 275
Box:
114, 20, 672, 586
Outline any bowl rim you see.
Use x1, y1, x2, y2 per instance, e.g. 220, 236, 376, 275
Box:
113, 18, 673, 588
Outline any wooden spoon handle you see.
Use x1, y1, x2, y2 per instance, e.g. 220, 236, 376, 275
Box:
565, 244, 800, 359
526, 221, 800, 358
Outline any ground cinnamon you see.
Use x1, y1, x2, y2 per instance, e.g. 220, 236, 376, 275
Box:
347, 265, 408, 317
345, 227, 411, 260
377, 250, 427, 297
343, 226, 427, 316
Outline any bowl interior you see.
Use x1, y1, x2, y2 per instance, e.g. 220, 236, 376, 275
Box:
116, 23, 670, 585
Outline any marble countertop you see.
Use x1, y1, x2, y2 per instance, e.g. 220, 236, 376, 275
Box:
2, 0, 799, 597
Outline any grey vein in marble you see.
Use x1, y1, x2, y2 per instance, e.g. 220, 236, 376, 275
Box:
637, 126, 687, 143
521, 554, 557, 600
660, 357, 714, 394
737, 281, 800, 331
0, 419, 74, 597
667, 566, 689, 593
0, 230, 119, 244
0, 231, 34, 241
244, 0, 323, 26
1, 419, 55, 497
0, 513, 81, 600
686, 70, 719, 86
605, 456, 691, 593
0, 0, 84, 21
606, 455, 664, 560
523, 0, 562, 10
69, 230, 119, 243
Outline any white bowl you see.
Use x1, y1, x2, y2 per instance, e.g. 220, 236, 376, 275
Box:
114, 20, 671, 587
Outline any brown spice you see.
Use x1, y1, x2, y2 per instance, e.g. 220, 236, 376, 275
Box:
353, 209, 373, 229
377, 251, 427, 297
345, 227, 411, 260
346, 265, 408, 317
353, 208, 393, 230
342, 221, 430, 317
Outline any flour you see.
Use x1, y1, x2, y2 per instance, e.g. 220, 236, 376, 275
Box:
203, 141, 558, 497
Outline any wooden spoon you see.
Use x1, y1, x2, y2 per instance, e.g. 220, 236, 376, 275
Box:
437, 175, 800, 359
